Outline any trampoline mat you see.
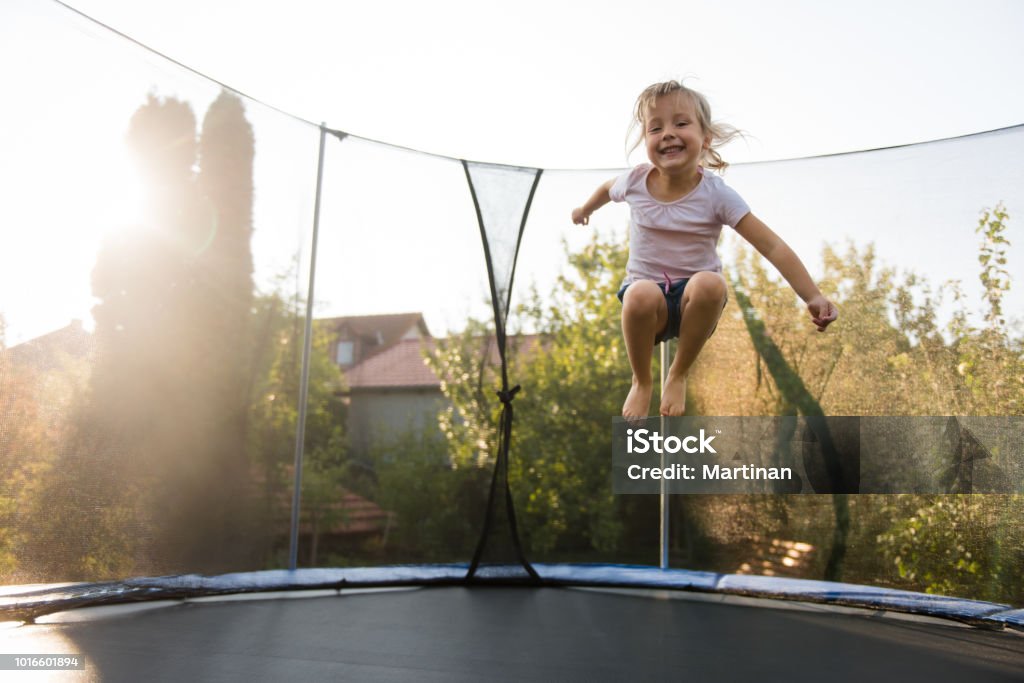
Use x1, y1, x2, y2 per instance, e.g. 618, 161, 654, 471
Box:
10, 587, 1024, 681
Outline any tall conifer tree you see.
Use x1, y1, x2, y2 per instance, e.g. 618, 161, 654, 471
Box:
28, 92, 259, 578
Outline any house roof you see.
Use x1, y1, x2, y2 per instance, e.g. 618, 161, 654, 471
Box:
344, 333, 543, 391
319, 312, 430, 343
269, 472, 393, 536
310, 490, 393, 536
3, 320, 93, 371
345, 338, 439, 390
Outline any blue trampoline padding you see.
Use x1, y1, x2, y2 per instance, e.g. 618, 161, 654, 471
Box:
2, 563, 1021, 629
536, 564, 1015, 626
990, 609, 1024, 629
128, 564, 470, 590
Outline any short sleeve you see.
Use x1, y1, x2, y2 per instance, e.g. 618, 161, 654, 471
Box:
608, 164, 649, 203
715, 179, 751, 227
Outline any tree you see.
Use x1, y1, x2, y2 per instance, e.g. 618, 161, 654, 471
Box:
427, 235, 642, 558
505, 237, 634, 555
728, 248, 852, 580
0, 316, 31, 577
24, 92, 262, 579
873, 204, 1023, 601
246, 286, 350, 567
182, 90, 258, 568
949, 203, 1022, 415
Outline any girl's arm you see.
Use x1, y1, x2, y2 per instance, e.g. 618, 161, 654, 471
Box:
734, 212, 838, 332
572, 178, 615, 225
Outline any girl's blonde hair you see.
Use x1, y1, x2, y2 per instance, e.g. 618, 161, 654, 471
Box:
628, 80, 743, 172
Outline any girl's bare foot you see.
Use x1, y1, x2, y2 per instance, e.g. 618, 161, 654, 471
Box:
623, 378, 653, 421
659, 373, 687, 416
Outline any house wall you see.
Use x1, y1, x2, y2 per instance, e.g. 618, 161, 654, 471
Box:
347, 387, 448, 456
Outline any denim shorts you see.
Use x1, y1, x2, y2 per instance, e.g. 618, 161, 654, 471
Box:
617, 277, 727, 346
617, 277, 689, 345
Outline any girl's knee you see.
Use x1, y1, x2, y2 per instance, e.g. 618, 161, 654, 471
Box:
622, 280, 664, 316
686, 272, 727, 305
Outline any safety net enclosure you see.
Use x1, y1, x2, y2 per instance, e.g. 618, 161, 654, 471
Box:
1, 0, 1024, 679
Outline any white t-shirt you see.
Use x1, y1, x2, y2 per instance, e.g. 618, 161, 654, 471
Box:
609, 163, 750, 285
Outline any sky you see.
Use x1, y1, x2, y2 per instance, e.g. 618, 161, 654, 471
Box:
1, 0, 1022, 344
48, 0, 1024, 167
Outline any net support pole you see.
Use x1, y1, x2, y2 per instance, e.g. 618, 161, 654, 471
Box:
288, 123, 328, 571
659, 340, 670, 570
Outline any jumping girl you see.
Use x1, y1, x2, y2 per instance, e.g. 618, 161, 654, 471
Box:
572, 80, 837, 419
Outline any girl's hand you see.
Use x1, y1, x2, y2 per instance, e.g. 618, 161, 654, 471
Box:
571, 207, 590, 225
807, 295, 838, 332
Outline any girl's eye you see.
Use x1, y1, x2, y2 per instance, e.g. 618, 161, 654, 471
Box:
648, 127, 661, 133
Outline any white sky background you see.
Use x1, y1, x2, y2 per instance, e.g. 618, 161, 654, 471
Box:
51, 0, 1024, 168
1, 0, 1022, 343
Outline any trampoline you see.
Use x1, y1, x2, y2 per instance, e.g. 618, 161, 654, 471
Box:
5, 567, 1024, 681
2, 1, 1024, 680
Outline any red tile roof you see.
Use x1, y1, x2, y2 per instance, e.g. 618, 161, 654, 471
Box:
269, 474, 393, 537
317, 491, 394, 536
343, 333, 543, 391
345, 338, 439, 390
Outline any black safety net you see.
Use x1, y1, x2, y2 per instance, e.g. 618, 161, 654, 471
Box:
461, 160, 542, 580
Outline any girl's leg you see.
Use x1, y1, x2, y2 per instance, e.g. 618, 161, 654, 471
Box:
621, 280, 668, 419
660, 271, 728, 416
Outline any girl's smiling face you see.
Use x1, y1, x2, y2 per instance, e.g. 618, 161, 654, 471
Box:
643, 93, 711, 174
